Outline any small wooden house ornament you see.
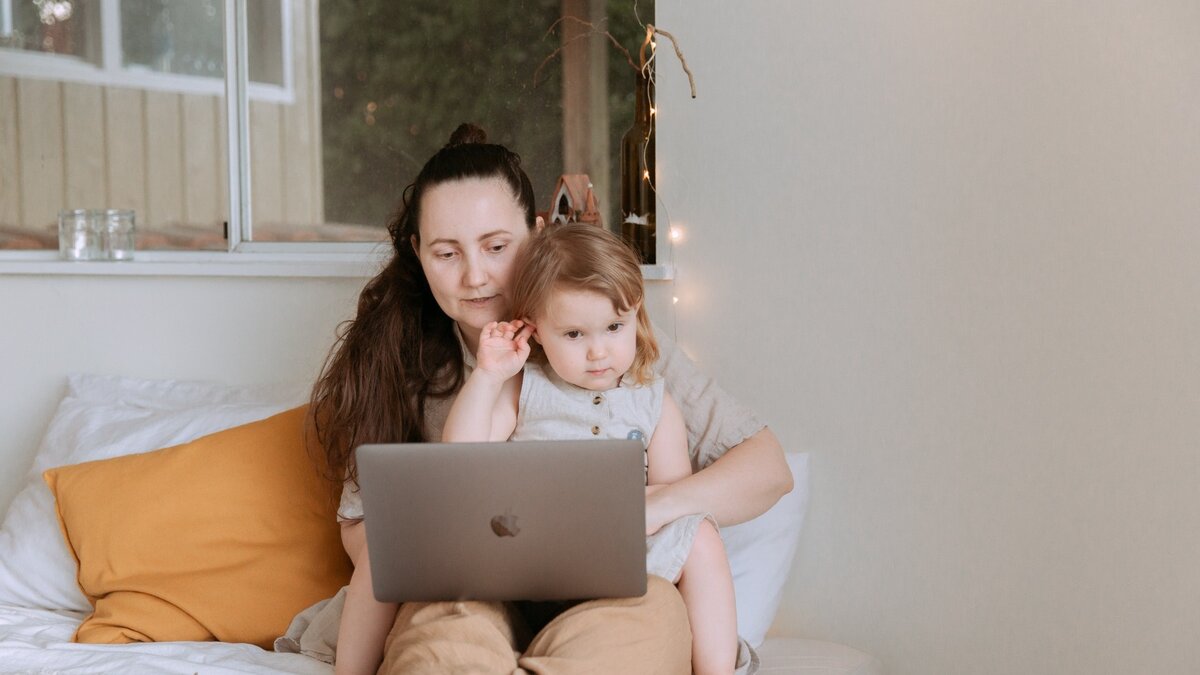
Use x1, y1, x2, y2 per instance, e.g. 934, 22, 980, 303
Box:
550, 174, 603, 228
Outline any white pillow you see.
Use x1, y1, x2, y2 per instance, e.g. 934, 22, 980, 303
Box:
722, 452, 810, 648
0, 374, 309, 611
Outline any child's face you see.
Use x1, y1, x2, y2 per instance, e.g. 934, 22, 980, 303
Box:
534, 288, 639, 392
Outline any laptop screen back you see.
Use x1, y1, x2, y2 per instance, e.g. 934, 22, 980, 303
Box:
356, 440, 648, 602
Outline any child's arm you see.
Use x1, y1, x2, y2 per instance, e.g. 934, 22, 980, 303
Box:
645, 391, 693, 486
442, 321, 530, 442
644, 392, 694, 535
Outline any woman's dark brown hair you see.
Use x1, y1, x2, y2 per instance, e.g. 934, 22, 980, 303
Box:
309, 123, 538, 488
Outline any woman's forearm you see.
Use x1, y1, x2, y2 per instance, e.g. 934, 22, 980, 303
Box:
649, 427, 792, 528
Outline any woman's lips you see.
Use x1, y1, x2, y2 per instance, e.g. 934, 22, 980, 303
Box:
463, 295, 496, 307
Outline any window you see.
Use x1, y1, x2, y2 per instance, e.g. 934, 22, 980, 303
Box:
0, 0, 654, 261
0, 0, 290, 99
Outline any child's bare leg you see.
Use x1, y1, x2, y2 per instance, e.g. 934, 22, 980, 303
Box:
336, 520, 399, 675
676, 519, 738, 675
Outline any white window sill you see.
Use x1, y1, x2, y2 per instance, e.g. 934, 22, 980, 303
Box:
0, 252, 675, 280
0, 251, 389, 278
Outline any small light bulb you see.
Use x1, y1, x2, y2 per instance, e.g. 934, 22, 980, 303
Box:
669, 227, 683, 242
650, 106, 657, 117
642, 169, 650, 181
672, 296, 679, 304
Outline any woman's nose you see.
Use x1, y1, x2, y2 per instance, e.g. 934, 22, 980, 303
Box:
462, 254, 488, 288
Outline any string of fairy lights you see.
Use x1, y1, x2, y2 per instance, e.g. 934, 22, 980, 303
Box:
631, 7, 696, 336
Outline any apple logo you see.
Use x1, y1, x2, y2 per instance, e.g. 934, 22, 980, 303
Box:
490, 508, 520, 537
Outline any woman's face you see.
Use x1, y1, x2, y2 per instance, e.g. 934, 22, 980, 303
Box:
414, 177, 537, 346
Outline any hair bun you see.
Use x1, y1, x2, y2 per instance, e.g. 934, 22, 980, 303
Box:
447, 123, 488, 147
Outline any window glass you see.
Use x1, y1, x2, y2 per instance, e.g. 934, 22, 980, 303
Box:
7, 0, 99, 64
252, 0, 652, 242
120, 0, 283, 86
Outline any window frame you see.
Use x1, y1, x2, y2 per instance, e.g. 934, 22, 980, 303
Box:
0, 0, 295, 104
0, 0, 674, 279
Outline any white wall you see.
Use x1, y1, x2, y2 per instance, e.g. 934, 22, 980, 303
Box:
657, 1, 1200, 674
0, 272, 676, 516
0, 275, 364, 512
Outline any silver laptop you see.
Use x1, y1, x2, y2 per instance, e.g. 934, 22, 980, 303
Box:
356, 440, 648, 603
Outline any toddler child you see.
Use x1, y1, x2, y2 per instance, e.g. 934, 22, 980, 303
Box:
443, 222, 738, 675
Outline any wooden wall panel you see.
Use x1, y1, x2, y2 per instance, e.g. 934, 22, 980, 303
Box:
249, 100, 283, 229
181, 94, 224, 231
281, 0, 323, 227
103, 87, 147, 217
0, 78, 21, 229
62, 83, 108, 209
145, 91, 184, 228
16, 79, 64, 231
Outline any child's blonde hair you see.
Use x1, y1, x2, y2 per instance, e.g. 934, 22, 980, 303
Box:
510, 223, 659, 385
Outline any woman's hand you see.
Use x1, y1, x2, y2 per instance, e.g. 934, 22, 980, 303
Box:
475, 320, 533, 380
644, 484, 674, 536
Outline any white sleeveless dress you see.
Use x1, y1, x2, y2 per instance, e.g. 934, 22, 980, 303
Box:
511, 361, 715, 583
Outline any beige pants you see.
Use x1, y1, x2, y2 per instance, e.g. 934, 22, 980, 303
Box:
377, 575, 691, 675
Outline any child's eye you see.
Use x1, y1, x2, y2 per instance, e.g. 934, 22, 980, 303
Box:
564, 330, 582, 339
607, 322, 623, 333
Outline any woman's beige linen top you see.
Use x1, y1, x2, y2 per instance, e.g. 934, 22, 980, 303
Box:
337, 325, 765, 522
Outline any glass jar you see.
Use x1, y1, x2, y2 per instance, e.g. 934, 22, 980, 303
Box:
58, 209, 96, 261
97, 209, 136, 261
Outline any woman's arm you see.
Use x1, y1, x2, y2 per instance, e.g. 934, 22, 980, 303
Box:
651, 326, 792, 529
335, 520, 398, 675
646, 426, 791, 532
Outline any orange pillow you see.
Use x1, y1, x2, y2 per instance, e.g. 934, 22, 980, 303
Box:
44, 406, 351, 649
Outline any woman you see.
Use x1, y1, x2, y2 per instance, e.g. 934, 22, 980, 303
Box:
311, 123, 791, 675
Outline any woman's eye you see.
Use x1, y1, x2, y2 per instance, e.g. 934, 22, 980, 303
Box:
564, 330, 582, 339
488, 243, 507, 253
435, 251, 456, 260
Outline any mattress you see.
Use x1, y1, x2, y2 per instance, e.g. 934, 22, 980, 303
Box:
0, 602, 884, 674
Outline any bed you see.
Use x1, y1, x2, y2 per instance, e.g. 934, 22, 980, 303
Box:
0, 374, 883, 674
0, 603, 328, 674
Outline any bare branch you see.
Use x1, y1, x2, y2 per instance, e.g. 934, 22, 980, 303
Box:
648, 25, 697, 99
533, 16, 637, 88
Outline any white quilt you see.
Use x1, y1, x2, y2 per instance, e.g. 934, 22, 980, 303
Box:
0, 603, 331, 675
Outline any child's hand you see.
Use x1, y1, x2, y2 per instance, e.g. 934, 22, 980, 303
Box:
475, 320, 533, 381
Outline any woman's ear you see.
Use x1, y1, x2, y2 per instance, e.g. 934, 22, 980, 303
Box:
410, 234, 419, 257
534, 216, 545, 233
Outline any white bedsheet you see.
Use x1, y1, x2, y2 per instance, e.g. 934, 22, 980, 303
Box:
0, 603, 331, 675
